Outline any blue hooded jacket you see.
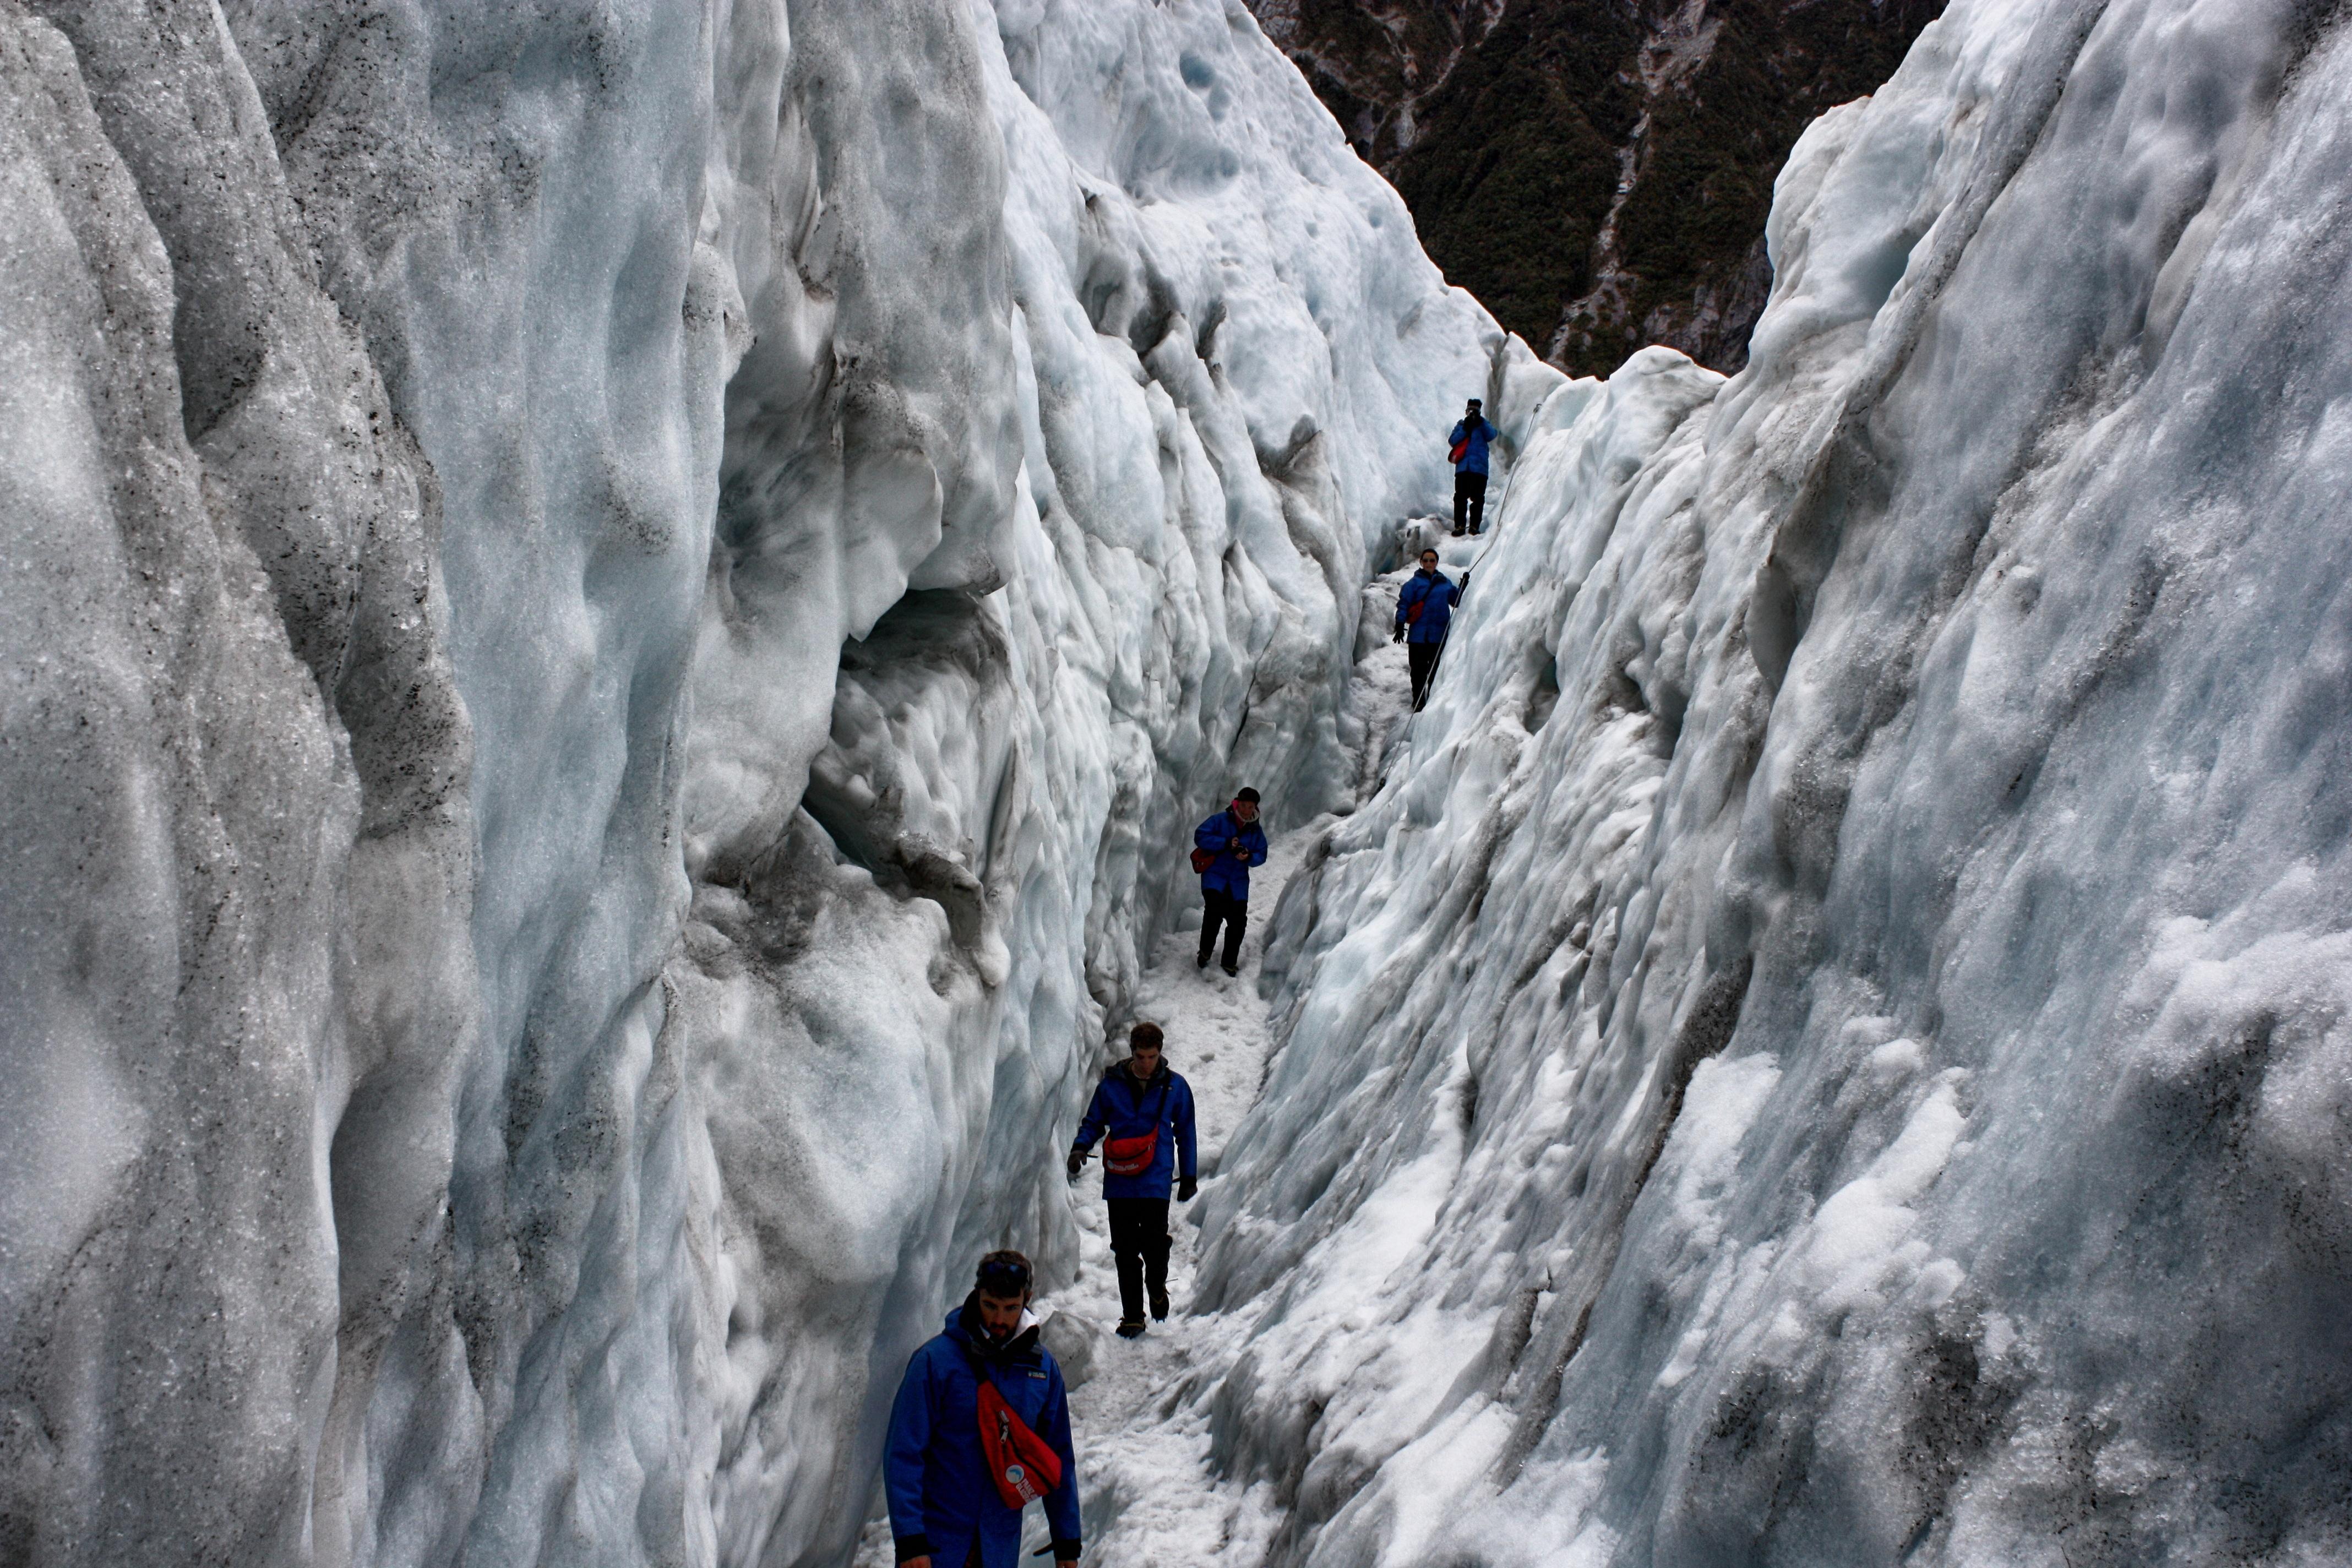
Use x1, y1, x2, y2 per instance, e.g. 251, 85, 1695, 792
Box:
885, 1298, 1082, 1568
1449, 414, 1494, 475
1396, 568, 1460, 646
1074, 1060, 1198, 1200
1195, 808, 1268, 899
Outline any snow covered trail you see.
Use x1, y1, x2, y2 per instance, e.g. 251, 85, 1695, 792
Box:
850, 552, 1451, 1568
840, 820, 1317, 1568
1047, 634, 1424, 1568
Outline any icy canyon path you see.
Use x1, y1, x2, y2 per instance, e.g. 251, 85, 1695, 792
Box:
853, 541, 1447, 1568
1053, 615, 1420, 1568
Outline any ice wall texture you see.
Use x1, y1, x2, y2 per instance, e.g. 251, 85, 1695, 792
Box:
0, 6, 477, 1563
0, 1, 1529, 1565
1195, 0, 2352, 1562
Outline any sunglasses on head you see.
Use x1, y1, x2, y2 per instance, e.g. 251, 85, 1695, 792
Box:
977, 1258, 1032, 1295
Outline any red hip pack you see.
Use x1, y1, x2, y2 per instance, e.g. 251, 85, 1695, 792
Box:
1190, 846, 1216, 874
1102, 1080, 1170, 1176
975, 1374, 1062, 1507
1103, 1128, 1159, 1176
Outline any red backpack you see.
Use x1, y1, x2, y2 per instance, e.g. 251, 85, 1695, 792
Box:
974, 1367, 1063, 1507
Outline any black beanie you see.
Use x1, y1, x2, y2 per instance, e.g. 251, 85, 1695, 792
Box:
1235, 787, 1261, 803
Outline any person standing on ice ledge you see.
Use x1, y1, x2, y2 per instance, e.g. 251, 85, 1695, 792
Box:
1395, 547, 1464, 711
1192, 787, 1268, 976
1447, 396, 1494, 536
884, 1250, 1082, 1568
1068, 1022, 1199, 1340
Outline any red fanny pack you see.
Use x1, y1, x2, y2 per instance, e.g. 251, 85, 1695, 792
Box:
1450, 438, 1469, 462
1190, 846, 1216, 874
1103, 1129, 1159, 1176
1103, 1081, 1170, 1176
976, 1374, 1063, 1507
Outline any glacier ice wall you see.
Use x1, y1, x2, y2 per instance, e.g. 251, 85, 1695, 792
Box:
0, 0, 1543, 1564
1194, 0, 2352, 1562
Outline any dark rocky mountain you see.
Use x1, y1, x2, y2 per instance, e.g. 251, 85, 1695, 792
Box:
1247, 0, 1946, 375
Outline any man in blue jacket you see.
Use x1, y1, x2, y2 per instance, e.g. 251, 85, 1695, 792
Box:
885, 1251, 1082, 1568
1448, 396, 1494, 536
1193, 787, 1268, 976
1068, 1023, 1199, 1338
1393, 547, 1464, 711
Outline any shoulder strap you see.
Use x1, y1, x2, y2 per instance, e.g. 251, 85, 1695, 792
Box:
953, 1333, 1010, 1394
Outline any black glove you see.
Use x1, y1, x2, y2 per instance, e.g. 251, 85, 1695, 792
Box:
1067, 1148, 1087, 1181
1178, 1174, 1199, 1203
1392, 624, 1404, 643
1460, 569, 1471, 590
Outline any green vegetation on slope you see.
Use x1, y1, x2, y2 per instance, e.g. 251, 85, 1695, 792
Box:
1251, 0, 1946, 375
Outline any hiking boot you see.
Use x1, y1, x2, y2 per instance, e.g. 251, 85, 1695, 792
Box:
1150, 1287, 1170, 1321
1196, 951, 1210, 968
1116, 1319, 1147, 1340
1221, 961, 1240, 977
1450, 525, 1465, 537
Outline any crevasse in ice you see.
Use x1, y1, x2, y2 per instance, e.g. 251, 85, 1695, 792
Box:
1193, 0, 2352, 1561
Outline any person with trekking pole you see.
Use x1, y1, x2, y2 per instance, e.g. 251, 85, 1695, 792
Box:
884, 1250, 1082, 1568
1067, 1022, 1199, 1340
1394, 546, 1464, 712
1191, 788, 1267, 977
1448, 396, 1495, 536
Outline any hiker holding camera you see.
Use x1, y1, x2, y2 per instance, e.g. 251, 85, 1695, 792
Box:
1067, 1023, 1199, 1340
884, 1250, 1082, 1568
1447, 396, 1494, 536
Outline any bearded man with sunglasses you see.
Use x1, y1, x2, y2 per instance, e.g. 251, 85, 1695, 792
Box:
885, 1251, 1082, 1568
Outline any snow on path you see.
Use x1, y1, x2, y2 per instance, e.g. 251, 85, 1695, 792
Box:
1037, 551, 1440, 1567
857, 533, 1446, 1566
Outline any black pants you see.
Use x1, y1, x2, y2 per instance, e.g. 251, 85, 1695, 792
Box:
1107, 1197, 1170, 1322
1408, 640, 1442, 708
1200, 888, 1247, 969
1453, 470, 1487, 533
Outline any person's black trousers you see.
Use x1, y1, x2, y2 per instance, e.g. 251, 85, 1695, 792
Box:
1200, 888, 1248, 969
1408, 641, 1442, 708
1107, 1197, 1171, 1322
1452, 470, 1487, 533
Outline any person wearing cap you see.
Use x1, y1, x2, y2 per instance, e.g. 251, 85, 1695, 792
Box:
1448, 397, 1495, 536
1193, 788, 1268, 976
884, 1250, 1082, 1568
1067, 1022, 1199, 1338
